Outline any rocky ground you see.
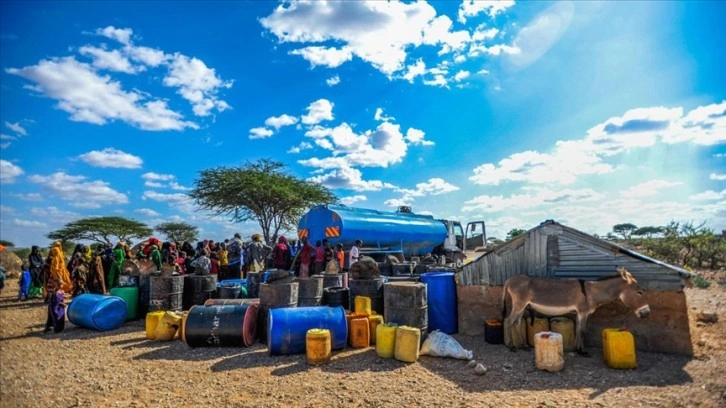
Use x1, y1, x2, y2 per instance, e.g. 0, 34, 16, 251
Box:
1, 275, 724, 408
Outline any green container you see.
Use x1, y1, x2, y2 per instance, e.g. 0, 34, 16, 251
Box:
110, 286, 139, 321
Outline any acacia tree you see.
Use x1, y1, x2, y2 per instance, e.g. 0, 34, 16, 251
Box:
506, 228, 527, 241
156, 222, 199, 243
47, 216, 152, 245
189, 159, 337, 243
613, 223, 638, 241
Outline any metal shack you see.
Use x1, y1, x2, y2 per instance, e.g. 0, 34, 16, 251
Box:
456, 220, 693, 355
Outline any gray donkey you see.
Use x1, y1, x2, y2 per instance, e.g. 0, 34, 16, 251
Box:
502, 267, 650, 354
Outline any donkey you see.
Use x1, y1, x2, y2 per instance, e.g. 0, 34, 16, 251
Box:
501, 267, 650, 354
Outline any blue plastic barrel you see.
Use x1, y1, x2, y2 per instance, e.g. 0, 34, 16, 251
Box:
420, 271, 458, 334
67, 294, 128, 331
220, 279, 247, 287
267, 306, 348, 355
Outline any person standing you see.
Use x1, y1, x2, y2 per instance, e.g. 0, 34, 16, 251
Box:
247, 234, 270, 273
349, 239, 363, 268
107, 242, 125, 289
313, 240, 325, 275
87, 247, 107, 294
44, 280, 67, 334
336, 244, 345, 271
298, 238, 313, 278
49, 241, 73, 293
28, 246, 45, 298
217, 242, 229, 280
18, 267, 31, 301
272, 236, 290, 270
149, 245, 162, 271
227, 233, 244, 279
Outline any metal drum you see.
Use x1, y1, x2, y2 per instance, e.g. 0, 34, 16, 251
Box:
147, 275, 184, 312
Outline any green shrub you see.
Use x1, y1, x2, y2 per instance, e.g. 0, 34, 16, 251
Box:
692, 275, 711, 289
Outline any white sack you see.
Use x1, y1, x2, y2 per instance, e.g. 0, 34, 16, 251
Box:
420, 330, 473, 360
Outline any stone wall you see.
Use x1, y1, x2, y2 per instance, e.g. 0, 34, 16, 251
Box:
457, 285, 693, 355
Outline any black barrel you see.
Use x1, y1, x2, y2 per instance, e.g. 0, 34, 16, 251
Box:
183, 275, 217, 310
184, 304, 258, 347
204, 298, 260, 307
258, 281, 299, 343
217, 285, 242, 300
138, 273, 151, 315
296, 276, 324, 306
384, 275, 421, 283
147, 275, 184, 312
323, 286, 350, 310
247, 271, 262, 298
391, 263, 414, 276
319, 274, 343, 289
348, 278, 384, 314
383, 281, 428, 336
377, 262, 392, 276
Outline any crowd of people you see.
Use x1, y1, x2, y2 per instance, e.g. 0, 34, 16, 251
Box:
11, 233, 364, 334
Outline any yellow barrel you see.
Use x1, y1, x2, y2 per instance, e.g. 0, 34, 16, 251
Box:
368, 314, 384, 345
394, 326, 421, 363
306, 329, 332, 366
504, 319, 527, 348
602, 328, 637, 369
550, 317, 575, 352
145, 311, 165, 340
154, 311, 182, 341
526, 317, 550, 347
349, 316, 370, 348
534, 331, 564, 372
175, 311, 189, 341
376, 323, 397, 358
354, 296, 372, 316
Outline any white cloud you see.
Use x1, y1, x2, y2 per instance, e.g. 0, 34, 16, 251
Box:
469, 43, 520, 57
142, 172, 174, 182
403, 59, 427, 83
423, 74, 448, 87
77, 147, 143, 168
14, 193, 43, 201
374, 108, 394, 122
326, 75, 341, 86
136, 208, 161, 217
384, 198, 413, 207
339, 195, 368, 206
265, 114, 299, 130
261, 1, 477, 78
163, 53, 233, 117
710, 173, 726, 181
7, 57, 198, 131
142, 190, 190, 204
307, 165, 395, 192
618, 180, 683, 198
28, 172, 128, 207
249, 127, 274, 139
454, 70, 470, 82
287, 141, 313, 154
462, 187, 605, 213
169, 181, 190, 191
458, 0, 515, 23
96, 26, 133, 45
301, 99, 334, 125
690, 190, 726, 201
79, 45, 142, 74
0, 160, 24, 183
508, 1, 574, 68
124, 45, 167, 67
289, 46, 353, 68
405, 128, 434, 146
13, 218, 48, 228
5, 121, 27, 136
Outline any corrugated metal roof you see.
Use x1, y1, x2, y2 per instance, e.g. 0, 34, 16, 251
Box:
457, 220, 691, 290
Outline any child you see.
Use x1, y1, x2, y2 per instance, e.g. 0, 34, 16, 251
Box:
210, 252, 219, 276
18, 267, 31, 301
336, 244, 345, 271
44, 280, 67, 334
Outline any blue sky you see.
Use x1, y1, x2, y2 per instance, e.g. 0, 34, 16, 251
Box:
1, 0, 724, 248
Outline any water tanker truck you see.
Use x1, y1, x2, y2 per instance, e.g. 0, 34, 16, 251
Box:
297, 204, 486, 266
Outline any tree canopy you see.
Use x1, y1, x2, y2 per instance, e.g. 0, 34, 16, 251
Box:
612, 223, 638, 240
156, 222, 199, 243
47, 216, 152, 245
189, 159, 337, 243
506, 228, 527, 241
0, 239, 14, 247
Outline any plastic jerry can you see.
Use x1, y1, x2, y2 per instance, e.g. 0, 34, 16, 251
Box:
602, 328, 637, 369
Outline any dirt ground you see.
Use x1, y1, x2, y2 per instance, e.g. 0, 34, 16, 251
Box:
1, 275, 724, 408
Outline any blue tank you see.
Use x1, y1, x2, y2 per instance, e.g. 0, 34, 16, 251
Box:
297, 205, 447, 257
